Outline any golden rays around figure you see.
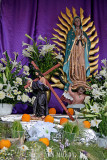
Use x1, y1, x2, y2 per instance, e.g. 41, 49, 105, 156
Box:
51, 7, 99, 89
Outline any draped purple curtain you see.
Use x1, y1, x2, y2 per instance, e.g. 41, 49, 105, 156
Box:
0, 0, 107, 114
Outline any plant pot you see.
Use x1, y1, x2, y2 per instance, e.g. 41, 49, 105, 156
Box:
0, 103, 13, 116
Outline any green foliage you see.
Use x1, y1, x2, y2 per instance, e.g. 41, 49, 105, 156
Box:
63, 122, 79, 135
99, 114, 107, 136
62, 122, 79, 142
0, 121, 24, 139
5, 51, 12, 70
11, 121, 24, 138
63, 121, 74, 133
0, 122, 11, 139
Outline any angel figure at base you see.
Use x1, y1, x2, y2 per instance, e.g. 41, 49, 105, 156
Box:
27, 70, 49, 120
63, 16, 91, 91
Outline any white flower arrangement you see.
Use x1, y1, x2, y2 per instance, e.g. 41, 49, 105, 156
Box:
22, 34, 61, 75
0, 51, 32, 105
81, 59, 107, 135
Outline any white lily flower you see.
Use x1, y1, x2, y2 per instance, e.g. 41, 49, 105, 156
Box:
104, 82, 107, 88
26, 45, 34, 52
80, 152, 88, 160
99, 69, 106, 77
92, 89, 102, 99
4, 82, 11, 92
101, 58, 107, 66
0, 58, 7, 64
38, 35, 46, 41
99, 86, 104, 90
39, 49, 46, 56
36, 125, 51, 139
16, 77, 22, 85
2, 51, 6, 55
18, 145, 29, 151
23, 65, 29, 72
12, 60, 18, 69
91, 118, 102, 128
84, 96, 90, 104
55, 54, 62, 60
27, 121, 57, 141
22, 49, 31, 58
0, 63, 6, 71
90, 103, 100, 113
22, 41, 29, 47
40, 44, 55, 56
105, 73, 107, 80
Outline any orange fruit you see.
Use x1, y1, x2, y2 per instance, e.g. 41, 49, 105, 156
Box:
68, 108, 74, 115
0, 139, 11, 149
22, 114, 31, 122
49, 108, 56, 114
60, 118, 68, 125
44, 115, 54, 123
83, 120, 91, 128
39, 138, 49, 146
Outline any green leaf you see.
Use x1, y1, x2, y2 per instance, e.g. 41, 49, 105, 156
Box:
5, 51, 12, 70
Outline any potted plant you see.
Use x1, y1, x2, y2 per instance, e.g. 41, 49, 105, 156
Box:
0, 51, 32, 116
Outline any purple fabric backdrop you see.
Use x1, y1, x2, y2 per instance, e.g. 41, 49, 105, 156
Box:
0, 0, 107, 114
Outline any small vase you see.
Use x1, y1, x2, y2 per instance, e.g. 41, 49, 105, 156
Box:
0, 103, 13, 116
